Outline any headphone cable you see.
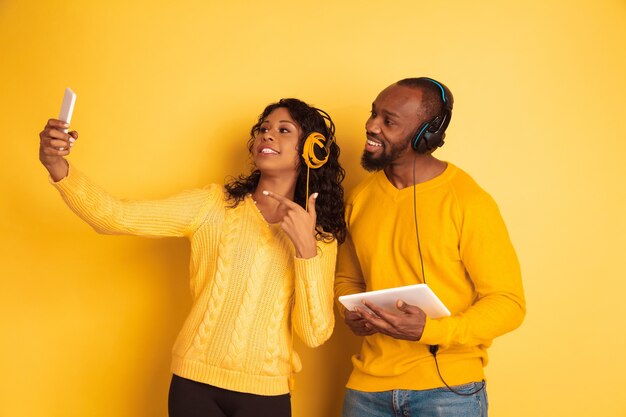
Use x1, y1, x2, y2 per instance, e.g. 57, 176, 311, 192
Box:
412, 155, 485, 397
412, 155, 426, 286
430, 345, 486, 396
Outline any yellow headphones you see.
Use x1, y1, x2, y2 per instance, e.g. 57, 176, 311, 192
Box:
300, 109, 336, 210
302, 131, 334, 169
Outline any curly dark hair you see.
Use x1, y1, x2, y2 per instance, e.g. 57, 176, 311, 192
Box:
224, 98, 347, 244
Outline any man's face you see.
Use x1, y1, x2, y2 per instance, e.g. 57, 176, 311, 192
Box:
361, 84, 423, 171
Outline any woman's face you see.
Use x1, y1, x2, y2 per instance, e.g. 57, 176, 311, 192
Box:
252, 107, 302, 174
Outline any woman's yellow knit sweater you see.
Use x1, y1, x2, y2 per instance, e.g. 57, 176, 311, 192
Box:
52, 165, 336, 395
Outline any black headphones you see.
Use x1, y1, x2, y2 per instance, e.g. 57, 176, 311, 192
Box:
411, 77, 454, 153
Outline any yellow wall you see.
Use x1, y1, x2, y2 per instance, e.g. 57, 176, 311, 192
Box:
1, 0, 625, 416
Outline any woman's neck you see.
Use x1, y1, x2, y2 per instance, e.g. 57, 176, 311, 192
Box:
251, 173, 298, 223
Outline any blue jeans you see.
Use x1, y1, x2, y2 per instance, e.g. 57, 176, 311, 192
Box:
342, 382, 488, 417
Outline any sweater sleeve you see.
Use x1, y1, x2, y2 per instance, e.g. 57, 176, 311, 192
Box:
333, 201, 367, 317
291, 239, 337, 348
419, 192, 526, 348
51, 164, 215, 238
333, 229, 367, 318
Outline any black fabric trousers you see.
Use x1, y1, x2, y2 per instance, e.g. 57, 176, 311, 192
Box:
168, 374, 291, 417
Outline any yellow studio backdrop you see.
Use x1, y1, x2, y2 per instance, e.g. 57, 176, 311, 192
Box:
1, 0, 625, 416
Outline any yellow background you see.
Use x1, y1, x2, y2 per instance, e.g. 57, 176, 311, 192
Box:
1, 0, 625, 416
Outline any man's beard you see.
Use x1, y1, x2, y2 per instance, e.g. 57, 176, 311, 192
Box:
361, 135, 411, 172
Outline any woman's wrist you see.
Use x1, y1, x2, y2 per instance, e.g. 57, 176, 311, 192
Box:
295, 236, 317, 259
46, 158, 69, 182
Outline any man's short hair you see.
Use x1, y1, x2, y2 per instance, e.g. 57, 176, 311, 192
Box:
396, 78, 444, 122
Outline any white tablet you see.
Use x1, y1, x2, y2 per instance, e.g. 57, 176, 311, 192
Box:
338, 283, 451, 319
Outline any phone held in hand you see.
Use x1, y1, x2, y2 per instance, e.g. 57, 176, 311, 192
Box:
59, 87, 76, 133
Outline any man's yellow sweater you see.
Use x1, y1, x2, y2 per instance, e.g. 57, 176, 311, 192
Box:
335, 163, 525, 391
53, 165, 336, 395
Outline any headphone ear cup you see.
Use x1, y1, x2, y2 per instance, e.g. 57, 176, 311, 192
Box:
422, 116, 443, 152
302, 132, 331, 169
421, 130, 442, 153
415, 112, 449, 153
426, 111, 450, 151
412, 121, 431, 153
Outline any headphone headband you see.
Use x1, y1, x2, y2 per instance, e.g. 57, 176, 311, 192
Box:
420, 77, 452, 109
410, 77, 454, 153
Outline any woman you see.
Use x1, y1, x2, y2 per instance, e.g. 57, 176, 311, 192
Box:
38, 98, 346, 417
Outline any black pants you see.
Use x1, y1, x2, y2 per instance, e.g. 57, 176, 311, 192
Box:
168, 374, 291, 417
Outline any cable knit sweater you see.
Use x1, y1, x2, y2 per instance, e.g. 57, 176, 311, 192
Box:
52, 165, 336, 395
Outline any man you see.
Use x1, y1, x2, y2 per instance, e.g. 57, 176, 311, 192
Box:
335, 77, 525, 417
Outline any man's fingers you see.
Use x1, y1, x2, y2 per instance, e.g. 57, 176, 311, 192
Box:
356, 306, 390, 327
345, 310, 363, 320
362, 300, 397, 322
396, 300, 425, 316
345, 308, 380, 336
359, 313, 392, 333
345, 310, 370, 326
346, 317, 377, 336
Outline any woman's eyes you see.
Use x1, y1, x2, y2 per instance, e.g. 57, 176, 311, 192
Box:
259, 126, 291, 133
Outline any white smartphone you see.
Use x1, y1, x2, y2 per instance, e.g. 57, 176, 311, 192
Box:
58, 87, 77, 132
